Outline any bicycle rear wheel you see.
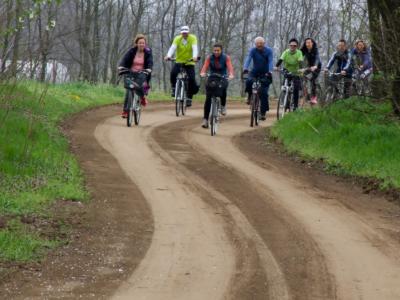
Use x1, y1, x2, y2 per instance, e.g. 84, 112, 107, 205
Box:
181, 85, 187, 116
210, 97, 219, 136
133, 94, 141, 125
126, 90, 133, 127
175, 81, 182, 117
277, 90, 287, 120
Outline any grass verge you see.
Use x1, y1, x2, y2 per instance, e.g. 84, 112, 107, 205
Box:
0, 80, 123, 262
270, 97, 400, 190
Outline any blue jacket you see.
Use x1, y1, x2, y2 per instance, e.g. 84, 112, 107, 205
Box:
243, 46, 273, 76
345, 48, 372, 72
326, 50, 352, 75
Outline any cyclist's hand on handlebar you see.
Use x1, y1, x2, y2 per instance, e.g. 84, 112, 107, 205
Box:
192, 57, 198, 62
243, 69, 249, 74
144, 69, 152, 73
341, 70, 346, 76
164, 56, 171, 61
200, 73, 206, 78
311, 66, 318, 72
273, 67, 279, 72
228, 74, 234, 80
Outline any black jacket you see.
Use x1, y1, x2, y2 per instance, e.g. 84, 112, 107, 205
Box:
119, 47, 153, 81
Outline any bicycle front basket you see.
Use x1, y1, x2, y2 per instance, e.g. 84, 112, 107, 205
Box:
206, 77, 228, 97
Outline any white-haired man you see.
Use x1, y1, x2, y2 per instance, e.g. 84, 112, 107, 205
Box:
243, 37, 273, 120
165, 25, 199, 107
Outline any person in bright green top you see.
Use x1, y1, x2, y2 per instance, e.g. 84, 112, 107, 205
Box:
274, 38, 303, 110
164, 25, 199, 106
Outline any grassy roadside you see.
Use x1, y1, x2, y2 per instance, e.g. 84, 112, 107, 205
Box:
0, 81, 125, 262
270, 97, 400, 190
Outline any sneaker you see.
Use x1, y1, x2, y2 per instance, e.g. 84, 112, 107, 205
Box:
141, 97, 148, 106
171, 87, 175, 97
310, 96, 318, 105
221, 106, 227, 116
260, 114, 267, 121
186, 99, 192, 107
121, 111, 128, 118
201, 118, 209, 128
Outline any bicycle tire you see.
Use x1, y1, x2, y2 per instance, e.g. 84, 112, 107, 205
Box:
126, 90, 133, 127
175, 81, 181, 117
133, 94, 141, 125
210, 97, 218, 136
277, 90, 287, 120
181, 84, 187, 116
250, 94, 256, 127
254, 95, 260, 126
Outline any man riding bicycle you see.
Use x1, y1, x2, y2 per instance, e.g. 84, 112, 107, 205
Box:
243, 37, 273, 121
275, 38, 303, 111
164, 25, 199, 107
200, 43, 234, 128
325, 39, 352, 98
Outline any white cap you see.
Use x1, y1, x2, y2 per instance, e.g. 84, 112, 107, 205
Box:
180, 26, 190, 33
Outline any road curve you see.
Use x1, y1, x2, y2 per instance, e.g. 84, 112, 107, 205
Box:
95, 104, 400, 300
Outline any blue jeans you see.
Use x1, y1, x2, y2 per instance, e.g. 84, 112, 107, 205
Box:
245, 75, 271, 115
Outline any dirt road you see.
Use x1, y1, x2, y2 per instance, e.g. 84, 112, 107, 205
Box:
3, 103, 399, 299
94, 104, 400, 300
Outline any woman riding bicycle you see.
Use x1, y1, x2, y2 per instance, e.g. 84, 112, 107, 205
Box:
200, 43, 234, 128
343, 39, 372, 79
300, 38, 322, 104
119, 34, 153, 118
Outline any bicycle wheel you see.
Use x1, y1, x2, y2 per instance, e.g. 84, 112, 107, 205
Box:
133, 93, 141, 125
181, 83, 187, 116
277, 90, 287, 120
175, 81, 182, 117
254, 95, 260, 126
210, 97, 219, 136
126, 90, 133, 127
324, 86, 336, 105
250, 94, 256, 127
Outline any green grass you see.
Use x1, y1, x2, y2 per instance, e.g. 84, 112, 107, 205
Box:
0, 80, 124, 262
271, 98, 400, 189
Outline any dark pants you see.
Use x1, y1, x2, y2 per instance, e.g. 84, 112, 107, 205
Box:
170, 64, 198, 99
310, 71, 320, 97
245, 76, 271, 115
292, 77, 301, 109
203, 88, 227, 120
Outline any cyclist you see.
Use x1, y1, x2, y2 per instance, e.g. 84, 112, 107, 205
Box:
119, 34, 153, 118
243, 37, 273, 121
200, 43, 234, 128
275, 38, 303, 110
324, 39, 352, 98
300, 37, 322, 104
164, 25, 199, 107
343, 39, 372, 79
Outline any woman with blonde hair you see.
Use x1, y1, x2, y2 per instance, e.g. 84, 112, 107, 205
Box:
343, 39, 372, 79
118, 34, 153, 118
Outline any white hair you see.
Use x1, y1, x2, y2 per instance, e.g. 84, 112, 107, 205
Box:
254, 37, 265, 43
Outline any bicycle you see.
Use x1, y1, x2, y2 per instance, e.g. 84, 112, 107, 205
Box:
205, 73, 228, 136
118, 67, 149, 127
243, 73, 271, 127
323, 71, 346, 105
352, 68, 372, 97
168, 58, 197, 117
299, 68, 323, 108
277, 69, 296, 120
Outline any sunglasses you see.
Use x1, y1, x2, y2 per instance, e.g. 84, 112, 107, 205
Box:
289, 44, 298, 47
